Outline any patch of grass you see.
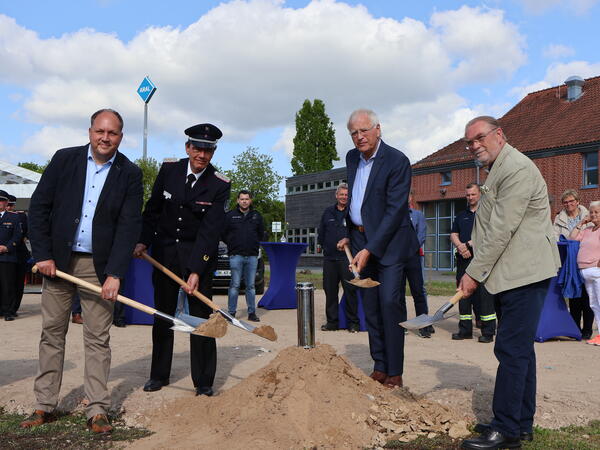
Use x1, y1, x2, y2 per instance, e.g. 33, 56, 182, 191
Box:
383, 421, 600, 450
264, 269, 457, 296
0, 408, 152, 449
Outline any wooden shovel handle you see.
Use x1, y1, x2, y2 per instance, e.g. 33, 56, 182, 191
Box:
449, 290, 464, 305
141, 252, 219, 312
32, 265, 157, 316
343, 245, 360, 275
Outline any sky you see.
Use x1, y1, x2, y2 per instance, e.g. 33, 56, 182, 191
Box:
1, 0, 600, 197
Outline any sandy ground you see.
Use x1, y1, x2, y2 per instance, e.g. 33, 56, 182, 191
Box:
1, 290, 599, 445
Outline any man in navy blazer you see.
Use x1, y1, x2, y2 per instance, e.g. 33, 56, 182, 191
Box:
23, 109, 143, 433
338, 109, 419, 388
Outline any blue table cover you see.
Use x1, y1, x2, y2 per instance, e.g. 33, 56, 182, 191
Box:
258, 242, 307, 309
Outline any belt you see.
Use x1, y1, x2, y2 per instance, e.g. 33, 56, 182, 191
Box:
351, 224, 365, 233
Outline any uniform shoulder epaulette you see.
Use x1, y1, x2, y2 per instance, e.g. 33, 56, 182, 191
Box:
214, 171, 230, 183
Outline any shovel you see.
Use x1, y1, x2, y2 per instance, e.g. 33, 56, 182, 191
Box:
31, 266, 225, 337
399, 290, 464, 330
141, 252, 277, 342
343, 245, 380, 288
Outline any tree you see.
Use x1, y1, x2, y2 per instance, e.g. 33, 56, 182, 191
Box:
224, 146, 284, 240
134, 157, 160, 206
18, 161, 48, 173
291, 99, 338, 175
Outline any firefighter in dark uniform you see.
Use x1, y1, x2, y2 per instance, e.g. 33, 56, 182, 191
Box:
6, 194, 30, 317
318, 183, 359, 332
133, 123, 230, 396
450, 183, 496, 342
0, 190, 22, 320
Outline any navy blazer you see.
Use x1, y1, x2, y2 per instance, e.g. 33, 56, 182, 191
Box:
346, 140, 419, 265
29, 145, 143, 283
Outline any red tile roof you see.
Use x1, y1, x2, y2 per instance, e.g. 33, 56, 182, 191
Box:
413, 75, 600, 169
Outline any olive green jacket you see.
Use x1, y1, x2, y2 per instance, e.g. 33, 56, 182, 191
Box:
466, 143, 561, 294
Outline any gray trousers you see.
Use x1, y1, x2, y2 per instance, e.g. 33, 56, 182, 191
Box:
33, 254, 114, 419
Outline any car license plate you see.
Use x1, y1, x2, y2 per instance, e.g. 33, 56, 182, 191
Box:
214, 270, 231, 276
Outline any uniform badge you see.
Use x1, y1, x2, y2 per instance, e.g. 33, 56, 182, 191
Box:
203, 255, 209, 261
196, 201, 212, 205
214, 172, 230, 183
163, 190, 172, 199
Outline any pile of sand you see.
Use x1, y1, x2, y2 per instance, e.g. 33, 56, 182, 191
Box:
132, 344, 470, 449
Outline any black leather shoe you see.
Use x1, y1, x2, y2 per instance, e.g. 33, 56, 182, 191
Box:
348, 324, 360, 333
478, 335, 494, 343
113, 321, 126, 328
461, 429, 521, 449
4, 315, 15, 321
143, 378, 169, 392
195, 386, 213, 396
474, 423, 533, 442
320, 323, 338, 331
452, 333, 472, 340
247, 313, 260, 322
425, 325, 435, 334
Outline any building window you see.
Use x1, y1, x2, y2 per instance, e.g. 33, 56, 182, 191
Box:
583, 152, 598, 186
440, 171, 452, 186
288, 228, 319, 254
317, 182, 324, 189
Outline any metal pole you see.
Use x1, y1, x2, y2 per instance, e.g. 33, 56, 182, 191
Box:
296, 282, 315, 348
143, 102, 148, 160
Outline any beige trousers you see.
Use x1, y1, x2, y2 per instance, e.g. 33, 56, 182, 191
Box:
33, 254, 114, 419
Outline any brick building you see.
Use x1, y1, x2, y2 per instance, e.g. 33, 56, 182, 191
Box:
412, 75, 600, 270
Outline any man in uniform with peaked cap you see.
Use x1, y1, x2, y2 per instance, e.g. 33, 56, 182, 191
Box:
6, 193, 30, 318
134, 123, 230, 397
0, 190, 21, 321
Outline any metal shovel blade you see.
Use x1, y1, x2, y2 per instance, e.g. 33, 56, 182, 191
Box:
399, 291, 463, 330
346, 277, 380, 288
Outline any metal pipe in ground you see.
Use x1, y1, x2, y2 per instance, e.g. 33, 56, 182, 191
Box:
296, 282, 315, 348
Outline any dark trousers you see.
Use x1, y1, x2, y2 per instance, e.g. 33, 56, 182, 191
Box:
456, 255, 481, 319
490, 278, 550, 438
72, 292, 81, 315
569, 287, 594, 336
0, 262, 17, 316
401, 253, 428, 316
150, 246, 216, 388
322, 258, 359, 327
11, 262, 28, 315
351, 228, 408, 376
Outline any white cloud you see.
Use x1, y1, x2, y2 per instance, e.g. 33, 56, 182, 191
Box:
543, 44, 576, 59
518, 0, 599, 15
0, 0, 527, 164
511, 60, 600, 99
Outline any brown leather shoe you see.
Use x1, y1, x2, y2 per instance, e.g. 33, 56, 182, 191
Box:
369, 370, 387, 384
72, 313, 83, 324
87, 414, 113, 434
20, 410, 52, 428
384, 375, 403, 388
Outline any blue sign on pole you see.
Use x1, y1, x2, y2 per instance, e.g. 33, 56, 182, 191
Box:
137, 76, 157, 104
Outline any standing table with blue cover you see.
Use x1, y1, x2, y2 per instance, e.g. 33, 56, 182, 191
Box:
122, 257, 155, 325
535, 240, 582, 342
258, 242, 307, 309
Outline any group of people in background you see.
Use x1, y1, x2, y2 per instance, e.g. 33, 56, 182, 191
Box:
555, 189, 600, 344
0, 191, 29, 321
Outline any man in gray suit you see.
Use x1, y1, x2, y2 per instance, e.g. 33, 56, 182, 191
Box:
459, 116, 560, 449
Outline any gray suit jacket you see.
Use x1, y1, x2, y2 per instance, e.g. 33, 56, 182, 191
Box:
466, 143, 561, 294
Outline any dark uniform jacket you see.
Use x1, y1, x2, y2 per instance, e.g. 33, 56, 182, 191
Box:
28, 145, 144, 282
15, 211, 30, 263
222, 207, 265, 256
0, 211, 22, 263
317, 204, 348, 260
140, 159, 230, 275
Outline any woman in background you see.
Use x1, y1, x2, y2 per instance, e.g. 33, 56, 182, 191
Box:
555, 189, 593, 340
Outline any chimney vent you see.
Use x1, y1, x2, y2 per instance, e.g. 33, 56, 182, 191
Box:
565, 76, 584, 101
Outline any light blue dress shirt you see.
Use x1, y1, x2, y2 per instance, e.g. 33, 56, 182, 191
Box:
349, 141, 380, 226
72, 147, 116, 253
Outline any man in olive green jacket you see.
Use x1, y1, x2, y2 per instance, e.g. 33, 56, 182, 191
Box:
459, 116, 560, 450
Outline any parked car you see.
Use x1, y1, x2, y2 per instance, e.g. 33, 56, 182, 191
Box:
212, 241, 265, 294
